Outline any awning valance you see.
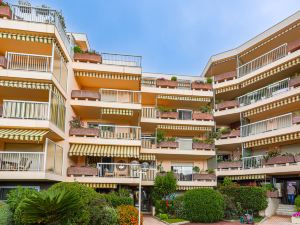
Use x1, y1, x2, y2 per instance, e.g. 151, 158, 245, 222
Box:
157, 124, 212, 131
0, 32, 53, 44
74, 71, 140, 81
139, 153, 156, 161
157, 95, 210, 102
101, 108, 133, 116
0, 80, 52, 90
81, 183, 117, 189
0, 129, 48, 142
226, 174, 266, 181
69, 144, 140, 158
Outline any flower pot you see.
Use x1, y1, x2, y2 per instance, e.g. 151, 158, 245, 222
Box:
157, 141, 178, 149
192, 142, 214, 150
288, 38, 300, 53
217, 161, 242, 169
264, 155, 295, 165
290, 76, 300, 88
74, 52, 102, 63
294, 155, 300, 162
292, 216, 300, 224
214, 71, 237, 83
191, 82, 212, 91
192, 112, 213, 121
156, 78, 178, 88
69, 128, 99, 137
159, 111, 178, 119
67, 166, 98, 177
216, 100, 239, 111
0, 5, 12, 19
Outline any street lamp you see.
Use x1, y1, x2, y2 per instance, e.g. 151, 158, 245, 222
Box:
138, 162, 149, 225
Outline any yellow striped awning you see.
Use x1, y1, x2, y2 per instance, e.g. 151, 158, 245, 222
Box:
157, 95, 211, 102
0, 32, 53, 44
226, 174, 266, 181
0, 129, 48, 142
177, 186, 213, 190
101, 108, 133, 116
74, 71, 140, 81
69, 144, 140, 158
157, 124, 212, 131
0, 80, 52, 90
81, 183, 117, 189
139, 153, 156, 161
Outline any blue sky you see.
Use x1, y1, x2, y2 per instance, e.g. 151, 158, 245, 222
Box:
22, 0, 300, 75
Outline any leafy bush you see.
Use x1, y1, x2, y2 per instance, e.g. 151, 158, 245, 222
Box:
222, 194, 242, 219
15, 189, 80, 225
89, 197, 118, 225
74, 45, 83, 53
219, 186, 267, 212
171, 76, 177, 81
206, 77, 213, 84
184, 188, 225, 223
153, 172, 177, 200
295, 196, 300, 211
100, 192, 133, 208
0, 201, 12, 225
159, 213, 168, 220
154, 200, 175, 216
117, 205, 142, 225
173, 195, 185, 219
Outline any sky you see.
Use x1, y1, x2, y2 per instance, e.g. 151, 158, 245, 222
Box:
19, 0, 300, 76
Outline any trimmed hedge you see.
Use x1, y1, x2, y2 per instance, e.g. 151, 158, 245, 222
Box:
100, 192, 133, 208
219, 186, 267, 212
184, 188, 225, 223
0, 202, 12, 225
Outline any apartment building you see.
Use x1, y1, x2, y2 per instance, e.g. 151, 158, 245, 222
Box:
0, 0, 299, 210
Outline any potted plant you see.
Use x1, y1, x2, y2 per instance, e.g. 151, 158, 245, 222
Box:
157, 137, 178, 149
0, 1, 12, 19
192, 166, 200, 174
191, 80, 212, 91
156, 77, 178, 88
74, 46, 102, 64
192, 138, 214, 150
264, 151, 295, 165
157, 107, 178, 119
192, 111, 213, 121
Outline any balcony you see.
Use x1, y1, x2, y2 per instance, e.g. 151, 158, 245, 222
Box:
10, 4, 73, 57
141, 137, 214, 157
141, 107, 214, 126
0, 139, 63, 181
67, 163, 156, 184
69, 125, 141, 146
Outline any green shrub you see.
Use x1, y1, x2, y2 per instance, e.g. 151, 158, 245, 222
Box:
184, 188, 225, 223
89, 197, 117, 225
159, 213, 168, 220
206, 77, 213, 84
74, 45, 83, 53
222, 194, 242, 219
295, 196, 300, 211
117, 205, 141, 225
173, 195, 185, 219
101, 192, 133, 208
153, 172, 177, 200
171, 76, 177, 81
154, 200, 175, 216
0, 201, 12, 225
219, 186, 267, 212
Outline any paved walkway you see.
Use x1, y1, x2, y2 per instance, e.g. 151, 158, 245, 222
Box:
261, 216, 292, 225
187, 222, 240, 225
144, 215, 165, 225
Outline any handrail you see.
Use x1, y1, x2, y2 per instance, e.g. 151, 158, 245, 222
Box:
101, 53, 142, 67
100, 88, 141, 104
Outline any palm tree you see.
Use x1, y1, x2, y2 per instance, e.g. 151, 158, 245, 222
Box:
17, 189, 79, 225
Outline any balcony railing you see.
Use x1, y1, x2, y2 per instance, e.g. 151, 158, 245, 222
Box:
101, 53, 141, 67
10, 5, 73, 57
6, 52, 52, 72
243, 155, 264, 169
238, 78, 290, 107
240, 113, 293, 137
98, 125, 141, 140
237, 43, 287, 77
100, 89, 141, 104
2, 100, 49, 120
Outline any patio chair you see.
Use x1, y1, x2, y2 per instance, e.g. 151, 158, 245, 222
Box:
18, 157, 32, 171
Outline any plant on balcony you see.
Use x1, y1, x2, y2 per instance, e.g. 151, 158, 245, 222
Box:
199, 104, 212, 113
192, 166, 200, 173
165, 137, 176, 142
0, 1, 12, 19
263, 149, 280, 162
156, 130, 165, 143
206, 77, 213, 84
207, 168, 215, 174
171, 76, 177, 81
74, 45, 84, 53
157, 106, 176, 113
74, 47, 102, 64
57, 11, 67, 31
69, 117, 83, 128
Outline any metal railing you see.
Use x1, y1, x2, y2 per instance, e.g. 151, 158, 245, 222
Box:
237, 44, 287, 77
0, 152, 44, 171
10, 5, 73, 57
141, 137, 156, 149
6, 52, 52, 72
243, 155, 264, 169
101, 53, 141, 67
98, 125, 141, 140
241, 113, 293, 137
238, 78, 290, 107
96, 163, 156, 180
100, 89, 141, 104
2, 100, 49, 120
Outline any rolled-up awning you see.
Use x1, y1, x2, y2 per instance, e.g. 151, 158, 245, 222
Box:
0, 31, 53, 44
177, 186, 213, 190
139, 153, 156, 161
101, 108, 133, 116
157, 124, 212, 131
0, 80, 52, 90
74, 71, 140, 81
69, 144, 140, 158
157, 94, 210, 102
81, 183, 117, 189
227, 174, 266, 181
0, 129, 48, 142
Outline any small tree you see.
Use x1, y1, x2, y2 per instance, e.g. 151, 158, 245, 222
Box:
153, 172, 177, 200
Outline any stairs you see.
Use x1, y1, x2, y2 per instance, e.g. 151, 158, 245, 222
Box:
276, 204, 296, 216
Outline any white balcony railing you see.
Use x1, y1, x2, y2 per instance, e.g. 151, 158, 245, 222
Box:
142, 107, 157, 118
100, 89, 141, 104
6, 52, 52, 72
2, 100, 49, 120
237, 43, 287, 77
10, 5, 73, 57
238, 78, 290, 107
141, 137, 156, 149
96, 163, 156, 180
101, 53, 141, 67
242, 155, 264, 169
0, 152, 44, 171
241, 113, 293, 137
98, 125, 141, 140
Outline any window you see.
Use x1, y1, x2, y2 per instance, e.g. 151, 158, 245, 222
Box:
0, 186, 40, 201
178, 110, 192, 120
171, 163, 193, 181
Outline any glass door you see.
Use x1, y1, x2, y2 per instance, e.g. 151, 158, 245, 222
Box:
178, 109, 192, 120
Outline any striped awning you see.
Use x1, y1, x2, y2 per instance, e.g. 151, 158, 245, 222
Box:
139, 153, 156, 161
177, 186, 213, 190
81, 183, 117, 189
227, 174, 266, 181
157, 124, 212, 131
0, 32, 53, 44
101, 108, 133, 116
0, 129, 48, 142
0, 80, 52, 90
74, 71, 140, 81
69, 144, 140, 158
157, 95, 211, 102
